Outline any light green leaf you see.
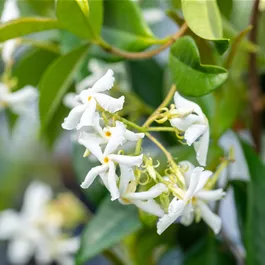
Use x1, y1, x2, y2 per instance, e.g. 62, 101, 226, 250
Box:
241, 141, 265, 265
181, 0, 229, 54
39, 45, 88, 134
0, 17, 61, 42
169, 36, 228, 97
76, 198, 142, 265
56, 0, 102, 40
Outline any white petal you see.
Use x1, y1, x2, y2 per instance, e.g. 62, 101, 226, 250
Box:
7, 86, 38, 115
90, 69, 115, 93
194, 169, 213, 193
63, 93, 80, 109
170, 114, 203, 131
180, 203, 194, 226
109, 154, 143, 167
78, 132, 104, 161
184, 124, 207, 146
2, 39, 17, 63
1, 0, 20, 22
174, 92, 204, 117
94, 93, 124, 113
178, 160, 195, 186
196, 189, 226, 201
76, 71, 102, 93
0, 210, 20, 239
99, 172, 110, 189
125, 130, 145, 141
62, 104, 87, 130
81, 165, 108, 189
197, 200, 222, 234
119, 165, 135, 195
194, 127, 209, 166
58, 237, 80, 254
8, 238, 34, 264
104, 121, 126, 156
143, 8, 164, 24
157, 199, 185, 235
133, 199, 164, 217
108, 161, 120, 200
125, 183, 167, 200
22, 181, 52, 220
185, 167, 204, 200
77, 98, 97, 128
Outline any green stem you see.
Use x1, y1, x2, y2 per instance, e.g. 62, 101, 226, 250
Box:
147, 127, 176, 132
113, 114, 146, 132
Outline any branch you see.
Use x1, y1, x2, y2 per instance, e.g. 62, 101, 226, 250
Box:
248, 0, 262, 153
100, 23, 188, 60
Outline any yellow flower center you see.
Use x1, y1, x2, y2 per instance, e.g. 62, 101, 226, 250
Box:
103, 157, 109, 163
105, 131, 112, 137
87, 96, 92, 101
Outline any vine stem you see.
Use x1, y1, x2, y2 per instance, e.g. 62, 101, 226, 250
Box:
99, 23, 188, 60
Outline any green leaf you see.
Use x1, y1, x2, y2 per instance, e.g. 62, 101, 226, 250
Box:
217, 0, 233, 19
56, 0, 103, 40
169, 36, 228, 97
126, 59, 164, 108
231, 180, 247, 243
39, 45, 88, 135
12, 48, 58, 89
72, 143, 107, 207
76, 198, 142, 264
94, 0, 158, 61
183, 236, 236, 265
241, 141, 265, 265
0, 17, 61, 42
181, 0, 229, 54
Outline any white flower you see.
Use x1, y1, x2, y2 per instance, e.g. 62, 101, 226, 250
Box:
35, 226, 79, 265
62, 69, 124, 130
118, 165, 167, 217
78, 130, 143, 201
0, 84, 38, 115
1, 0, 20, 63
143, 8, 165, 24
157, 162, 225, 235
0, 182, 52, 264
170, 92, 209, 166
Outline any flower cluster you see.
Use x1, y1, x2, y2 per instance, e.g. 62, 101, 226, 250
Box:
62, 69, 226, 235
0, 182, 82, 265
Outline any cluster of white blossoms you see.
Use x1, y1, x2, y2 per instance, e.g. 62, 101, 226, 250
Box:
0, 182, 80, 265
62, 69, 226, 235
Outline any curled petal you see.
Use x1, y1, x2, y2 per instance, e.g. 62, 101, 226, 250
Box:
184, 124, 207, 146
77, 98, 97, 129
197, 200, 222, 234
194, 127, 209, 166
119, 165, 135, 195
90, 69, 115, 93
108, 161, 120, 201
196, 189, 226, 201
157, 199, 185, 235
133, 199, 164, 217
125, 130, 145, 141
125, 183, 167, 201
94, 93, 124, 113
109, 154, 143, 167
81, 165, 108, 189
62, 104, 86, 130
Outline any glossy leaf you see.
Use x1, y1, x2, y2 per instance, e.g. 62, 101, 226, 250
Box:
169, 36, 228, 97
241, 141, 265, 265
56, 0, 103, 40
76, 198, 142, 265
181, 0, 229, 54
12, 48, 58, 89
95, 0, 158, 61
0, 17, 61, 42
39, 45, 88, 134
